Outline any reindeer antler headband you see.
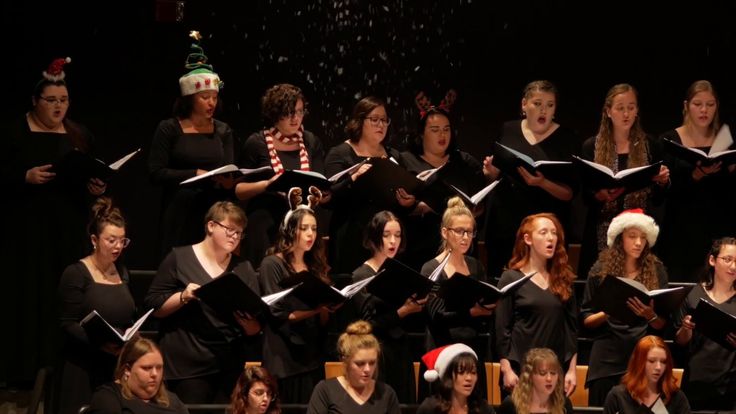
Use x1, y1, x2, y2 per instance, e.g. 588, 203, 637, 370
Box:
415, 89, 457, 119
282, 186, 323, 227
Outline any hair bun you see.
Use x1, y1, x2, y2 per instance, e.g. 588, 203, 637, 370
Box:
446, 196, 465, 209
346, 320, 372, 336
92, 196, 113, 218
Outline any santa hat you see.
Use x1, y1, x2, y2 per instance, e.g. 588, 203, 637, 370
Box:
421, 343, 477, 382
42, 57, 71, 82
178, 31, 222, 96
606, 208, 659, 247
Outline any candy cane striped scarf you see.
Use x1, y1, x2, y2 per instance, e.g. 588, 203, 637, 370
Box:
264, 126, 310, 174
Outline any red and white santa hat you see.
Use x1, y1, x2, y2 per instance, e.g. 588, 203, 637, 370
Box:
421, 343, 477, 382
43, 57, 71, 82
606, 208, 660, 247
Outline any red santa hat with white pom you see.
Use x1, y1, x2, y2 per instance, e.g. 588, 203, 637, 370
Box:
606, 208, 660, 247
43, 57, 71, 82
421, 343, 477, 382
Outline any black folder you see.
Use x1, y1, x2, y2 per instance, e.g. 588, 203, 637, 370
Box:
277, 271, 348, 309
573, 156, 662, 193
418, 160, 488, 212
80, 308, 153, 346
53, 148, 140, 181
437, 272, 533, 311
593, 276, 692, 326
351, 158, 425, 208
266, 169, 331, 193
492, 142, 573, 184
692, 298, 736, 350
366, 258, 437, 309
180, 165, 274, 186
195, 272, 273, 317
663, 138, 736, 167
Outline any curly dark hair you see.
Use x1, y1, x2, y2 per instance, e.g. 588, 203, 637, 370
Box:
261, 83, 306, 126
590, 234, 662, 290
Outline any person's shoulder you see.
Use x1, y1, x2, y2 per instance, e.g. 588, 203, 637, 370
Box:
658, 129, 680, 142
156, 118, 180, 131
325, 141, 352, 158
165, 390, 188, 413
420, 258, 440, 274
89, 382, 123, 411
495, 396, 515, 414
259, 254, 286, 272
213, 119, 233, 134
499, 268, 524, 283
416, 396, 441, 413
232, 257, 258, 277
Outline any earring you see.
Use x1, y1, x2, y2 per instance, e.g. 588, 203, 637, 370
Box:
92, 244, 97, 250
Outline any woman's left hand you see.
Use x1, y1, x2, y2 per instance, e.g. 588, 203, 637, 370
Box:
87, 178, 107, 195
626, 297, 656, 320
652, 165, 670, 186
395, 188, 416, 207
234, 311, 261, 335
564, 369, 577, 396
517, 167, 545, 186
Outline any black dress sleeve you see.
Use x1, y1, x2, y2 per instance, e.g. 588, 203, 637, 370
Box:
496, 396, 517, 414
305, 379, 330, 414
144, 251, 181, 310
58, 262, 91, 346
87, 384, 123, 414
495, 270, 518, 360
148, 119, 197, 185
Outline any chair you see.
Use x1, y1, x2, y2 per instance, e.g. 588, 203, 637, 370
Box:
570, 365, 589, 407
672, 368, 683, 384
486, 362, 501, 405
325, 361, 344, 379
567, 243, 581, 275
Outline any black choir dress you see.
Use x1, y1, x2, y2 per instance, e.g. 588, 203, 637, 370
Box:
495, 269, 578, 378
88, 383, 189, 414
148, 118, 235, 258
56, 261, 136, 414
497, 395, 573, 414
352, 264, 418, 403
258, 255, 328, 404
237, 130, 325, 267
578, 135, 665, 279
306, 378, 401, 414
673, 285, 736, 411
603, 384, 691, 414
0, 117, 95, 383
144, 246, 258, 403
420, 256, 490, 400
324, 143, 405, 274
657, 129, 736, 282
581, 262, 668, 406
484, 121, 579, 278
399, 150, 485, 270
417, 396, 495, 414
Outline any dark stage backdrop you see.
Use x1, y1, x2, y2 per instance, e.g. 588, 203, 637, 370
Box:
4, 1, 735, 269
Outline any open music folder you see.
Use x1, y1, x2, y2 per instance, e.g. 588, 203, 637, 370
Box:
592, 276, 692, 326
80, 308, 154, 346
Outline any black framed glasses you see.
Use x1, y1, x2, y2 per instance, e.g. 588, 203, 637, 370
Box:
446, 227, 477, 238
365, 116, 391, 126
286, 108, 308, 118
212, 221, 245, 240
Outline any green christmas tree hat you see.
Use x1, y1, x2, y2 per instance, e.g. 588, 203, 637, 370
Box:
178, 31, 223, 96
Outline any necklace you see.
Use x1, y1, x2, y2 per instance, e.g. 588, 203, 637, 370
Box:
89, 256, 115, 278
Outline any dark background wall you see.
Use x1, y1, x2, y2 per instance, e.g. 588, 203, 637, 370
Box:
4, 0, 735, 270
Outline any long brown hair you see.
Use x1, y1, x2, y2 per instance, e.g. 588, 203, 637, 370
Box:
229, 366, 280, 414
590, 233, 662, 290
344, 96, 387, 143
436, 352, 486, 414
621, 335, 679, 404
507, 213, 575, 302
682, 80, 720, 137
274, 208, 329, 282
594, 83, 649, 169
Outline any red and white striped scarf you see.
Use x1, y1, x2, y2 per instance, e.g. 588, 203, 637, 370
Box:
264, 126, 310, 174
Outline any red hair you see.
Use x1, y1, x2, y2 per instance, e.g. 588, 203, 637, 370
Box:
507, 213, 575, 302
621, 335, 679, 404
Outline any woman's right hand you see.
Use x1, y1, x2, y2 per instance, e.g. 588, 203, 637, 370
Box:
692, 160, 721, 181
397, 295, 426, 317
25, 164, 55, 184
350, 163, 372, 182
483, 156, 500, 179
502, 368, 519, 391
594, 187, 625, 202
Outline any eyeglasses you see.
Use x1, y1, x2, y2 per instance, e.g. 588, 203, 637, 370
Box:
213, 221, 245, 240
365, 116, 391, 127
38, 96, 69, 106
103, 237, 131, 248
446, 227, 477, 238
717, 256, 736, 265
246, 388, 276, 401
285, 109, 308, 119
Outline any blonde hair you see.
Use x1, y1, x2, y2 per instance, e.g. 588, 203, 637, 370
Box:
115, 337, 170, 406
337, 320, 381, 368
440, 196, 474, 252
511, 348, 566, 414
